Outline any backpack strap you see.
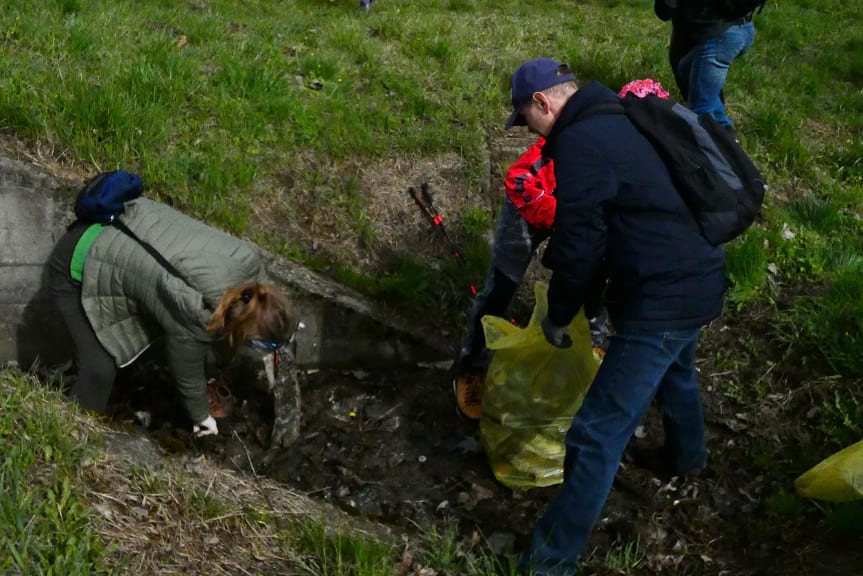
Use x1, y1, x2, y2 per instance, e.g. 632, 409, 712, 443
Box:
111, 218, 187, 282
572, 98, 704, 233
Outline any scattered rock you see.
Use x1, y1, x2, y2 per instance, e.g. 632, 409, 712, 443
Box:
485, 531, 516, 555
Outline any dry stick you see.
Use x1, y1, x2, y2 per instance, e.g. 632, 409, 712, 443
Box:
204, 471, 217, 499
369, 402, 402, 425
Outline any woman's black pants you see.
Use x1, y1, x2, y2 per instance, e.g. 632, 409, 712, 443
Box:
48, 224, 117, 412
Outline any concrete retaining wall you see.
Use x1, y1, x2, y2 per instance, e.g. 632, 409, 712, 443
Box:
0, 156, 74, 367
0, 154, 451, 371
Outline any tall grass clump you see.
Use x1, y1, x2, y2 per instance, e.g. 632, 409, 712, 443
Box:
787, 265, 863, 378
724, 227, 771, 306
289, 521, 398, 576
412, 522, 521, 576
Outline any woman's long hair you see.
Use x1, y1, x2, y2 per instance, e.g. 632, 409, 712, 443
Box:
207, 282, 295, 352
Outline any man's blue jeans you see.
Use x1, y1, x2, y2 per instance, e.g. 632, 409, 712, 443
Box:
675, 21, 755, 126
519, 327, 706, 576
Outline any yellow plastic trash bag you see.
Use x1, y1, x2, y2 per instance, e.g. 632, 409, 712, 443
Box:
794, 438, 863, 502
480, 281, 600, 489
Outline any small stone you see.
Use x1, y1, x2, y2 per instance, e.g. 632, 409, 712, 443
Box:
486, 532, 516, 555
134, 411, 152, 428
472, 483, 495, 501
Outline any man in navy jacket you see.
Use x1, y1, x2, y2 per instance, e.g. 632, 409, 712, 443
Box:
505, 57, 727, 575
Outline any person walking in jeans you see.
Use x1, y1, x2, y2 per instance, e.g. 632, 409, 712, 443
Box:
655, 0, 757, 126
503, 57, 727, 575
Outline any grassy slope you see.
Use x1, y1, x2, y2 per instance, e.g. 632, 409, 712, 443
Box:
1, 0, 863, 573
1, 1, 861, 320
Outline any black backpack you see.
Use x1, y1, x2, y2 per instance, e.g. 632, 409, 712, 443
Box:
719, 0, 767, 20
584, 94, 767, 246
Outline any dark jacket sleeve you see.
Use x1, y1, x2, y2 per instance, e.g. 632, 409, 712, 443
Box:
542, 136, 612, 327
461, 198, 548, 369
655, 0, 676, 21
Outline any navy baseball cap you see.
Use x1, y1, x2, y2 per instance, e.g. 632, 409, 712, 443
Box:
505, 58, 576, 129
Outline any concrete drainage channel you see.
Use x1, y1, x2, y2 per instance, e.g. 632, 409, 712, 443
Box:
0, 152, 554, 548
0, 151, 450, 371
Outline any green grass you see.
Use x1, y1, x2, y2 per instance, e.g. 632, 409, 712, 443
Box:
0, 371, 109, 575
596, 537, 645, 573
287, 518, 526, 576
815, 389, 863, 450
411, 522, 520, 576
820, 500, 863, 537
284, 518, 526, 576
290, 522, 398, 576
724, 227, 771, 305
764, 488, 808, 518
1, 1, 862, 333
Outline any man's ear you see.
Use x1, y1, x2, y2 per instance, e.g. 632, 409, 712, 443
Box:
533, 92, 551, 113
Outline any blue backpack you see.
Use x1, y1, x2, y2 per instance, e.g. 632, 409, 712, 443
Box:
72, 170, 187, 280
74, 170, 143, 224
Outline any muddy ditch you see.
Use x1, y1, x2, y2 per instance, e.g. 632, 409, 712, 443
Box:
93, 330, 863, 576
107, 358, 555, 543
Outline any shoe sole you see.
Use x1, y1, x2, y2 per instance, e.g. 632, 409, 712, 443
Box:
452, 377, 481, 421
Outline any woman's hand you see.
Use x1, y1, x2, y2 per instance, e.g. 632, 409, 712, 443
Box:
193, 415, 219, 437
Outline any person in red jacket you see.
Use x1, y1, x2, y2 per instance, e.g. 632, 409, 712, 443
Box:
505, 137, 557, 229
455, 137, 609, 420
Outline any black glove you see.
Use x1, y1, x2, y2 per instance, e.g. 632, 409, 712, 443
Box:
584, 299, 603, 321
541, 316, 572, 349
458, 347, 490, 375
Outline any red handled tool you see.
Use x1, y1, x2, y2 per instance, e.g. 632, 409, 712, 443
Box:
408, 182, 478, 296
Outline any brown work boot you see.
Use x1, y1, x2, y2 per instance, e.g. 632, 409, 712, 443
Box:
453, 372, 484, 420
207, 378, 234, 419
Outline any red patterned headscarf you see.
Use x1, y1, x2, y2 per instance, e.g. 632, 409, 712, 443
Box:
618, 78, 670, 99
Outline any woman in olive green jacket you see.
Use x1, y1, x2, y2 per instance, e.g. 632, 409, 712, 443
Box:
49, 197, 295, 437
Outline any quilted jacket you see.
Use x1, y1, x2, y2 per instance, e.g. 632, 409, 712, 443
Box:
80, 198, 265, 421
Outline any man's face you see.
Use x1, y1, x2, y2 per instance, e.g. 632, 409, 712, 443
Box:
519, 92, 556, 137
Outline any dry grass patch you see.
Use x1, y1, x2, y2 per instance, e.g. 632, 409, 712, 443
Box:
0, 129, 91, 185
252, 151, 489, 275
80, 429, 394, 575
